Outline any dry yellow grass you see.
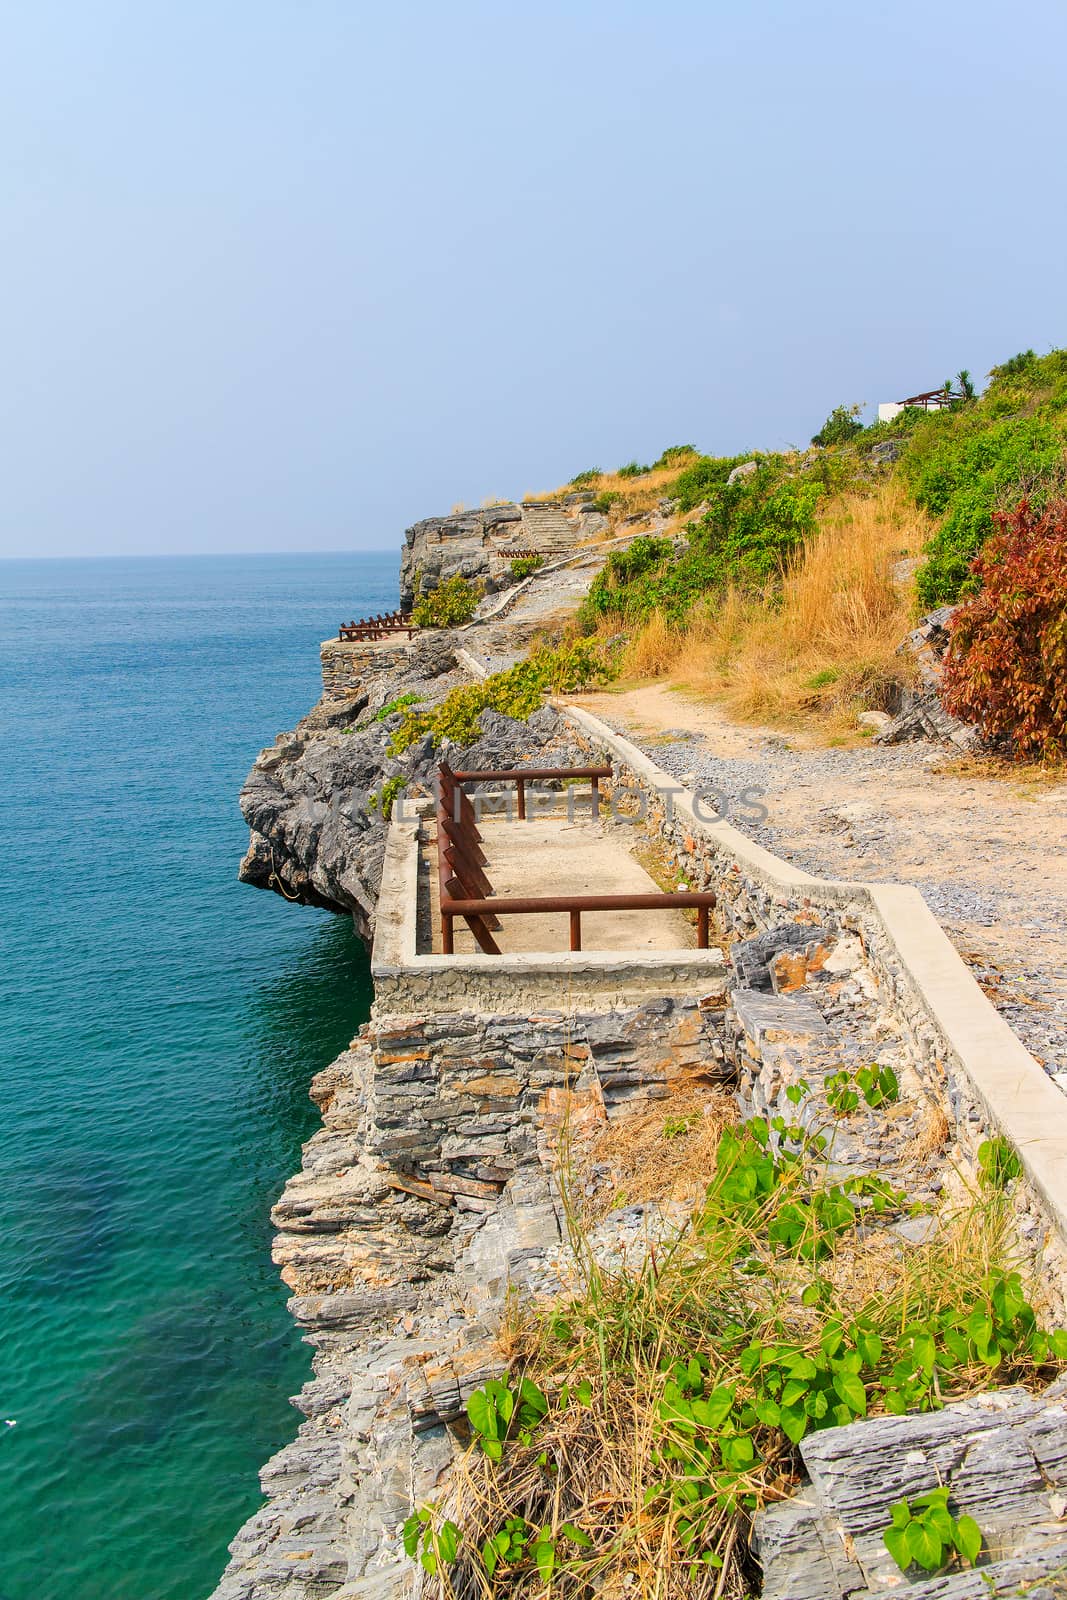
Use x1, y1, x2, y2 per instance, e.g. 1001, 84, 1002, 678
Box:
524, 459, 696, 524
577, 1091, 737, 1220
624, 608, 678, 677
622, 483, 937, 732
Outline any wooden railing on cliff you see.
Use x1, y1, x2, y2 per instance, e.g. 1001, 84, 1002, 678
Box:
338, 611, 415, 641
436, 761, 717, 955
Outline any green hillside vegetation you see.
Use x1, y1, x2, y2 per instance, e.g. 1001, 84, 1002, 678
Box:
576, 347, 1067, 629
555, 347, 1067, 754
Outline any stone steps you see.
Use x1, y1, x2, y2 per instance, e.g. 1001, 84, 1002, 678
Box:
519, 502, 582, 552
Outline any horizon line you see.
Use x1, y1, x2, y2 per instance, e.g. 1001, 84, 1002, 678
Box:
0, 546, 401, 564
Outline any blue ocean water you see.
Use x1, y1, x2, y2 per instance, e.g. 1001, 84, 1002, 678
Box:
0, 553, 397, 1600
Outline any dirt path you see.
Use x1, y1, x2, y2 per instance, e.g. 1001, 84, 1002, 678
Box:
568, 683, 1067, 1092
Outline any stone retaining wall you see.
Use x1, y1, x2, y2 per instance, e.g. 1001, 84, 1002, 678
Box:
320, 636, 413, 700
561, 704, 1067, 1298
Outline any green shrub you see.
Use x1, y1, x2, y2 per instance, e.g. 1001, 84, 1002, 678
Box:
375, 692, 422, 722
651, 443, 698, 469
911, 413, 1064, 605
580, 466, 831, 627
579, 535, 674, 627
939, 497, 1067, 757
411, 573, 485, 628
670, 453, 743, 513
899, 347, 1067, 605
617, 460, 651, 479
367, 774, 406, 819
389, 641, 613, 753
811, 404, 864, 448
509, 555, 544, 581
590, 490, 623, 514
569, 468, 602, 488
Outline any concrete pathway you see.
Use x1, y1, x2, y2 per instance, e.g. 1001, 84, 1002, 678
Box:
426, 812, 695, 956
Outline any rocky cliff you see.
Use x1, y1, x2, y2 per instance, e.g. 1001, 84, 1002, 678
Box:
397, 496, 607, 609
224, 526, 1060, 1600
238, 626, 586, 942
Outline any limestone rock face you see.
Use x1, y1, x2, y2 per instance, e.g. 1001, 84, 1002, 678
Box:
238, 686, 587, 941
877, 606, 981, 750
397, 497, 594, 608
398, 503, 521, 608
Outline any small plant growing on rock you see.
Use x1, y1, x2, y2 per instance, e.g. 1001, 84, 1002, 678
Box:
825, 1070, 860, 1115
509, 555, 544, 580
882, 1486, 982, 1574
366, 774, 405, 819
825, 1064, 899, 1115
977, 1136, 1022, 1189
374, 691, 421, 722
411, 573, 485, 628
857, 1063, 899, 1107
402, 1507, 461, 1577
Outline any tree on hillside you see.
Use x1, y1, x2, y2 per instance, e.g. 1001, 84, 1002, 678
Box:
811, 404, 863, 447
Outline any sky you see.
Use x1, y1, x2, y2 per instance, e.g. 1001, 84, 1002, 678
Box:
1, 0, 1065, 559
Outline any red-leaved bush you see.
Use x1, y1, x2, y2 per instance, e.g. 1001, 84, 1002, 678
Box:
941, 497, 1067, 758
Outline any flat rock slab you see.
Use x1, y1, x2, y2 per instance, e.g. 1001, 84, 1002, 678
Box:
755, 1382, 1067, 1598
733, 987, 830, 1049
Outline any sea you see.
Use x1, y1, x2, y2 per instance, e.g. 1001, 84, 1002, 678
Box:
0, 552, 398, 1600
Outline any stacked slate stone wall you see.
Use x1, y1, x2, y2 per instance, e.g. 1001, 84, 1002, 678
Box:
559, 714, 1067, 1309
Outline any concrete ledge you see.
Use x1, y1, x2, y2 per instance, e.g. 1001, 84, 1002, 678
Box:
561, 704, 1067, 1252
455, 646, 489, 680
370, 812, 729, 1013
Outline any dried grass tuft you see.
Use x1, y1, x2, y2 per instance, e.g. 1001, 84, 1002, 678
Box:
908, 1099, 951, 1163
578, 1091, 736, 1220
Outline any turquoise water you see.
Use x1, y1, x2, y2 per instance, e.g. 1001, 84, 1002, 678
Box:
0, 554, 396, 1600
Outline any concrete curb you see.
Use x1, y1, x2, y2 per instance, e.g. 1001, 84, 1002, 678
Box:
561, 703, 1067, 1247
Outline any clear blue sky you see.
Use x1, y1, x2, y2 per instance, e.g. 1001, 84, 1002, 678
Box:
2, 0, 1064, 558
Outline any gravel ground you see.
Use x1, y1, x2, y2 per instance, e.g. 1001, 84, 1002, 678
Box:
568, 686, 1067, 1092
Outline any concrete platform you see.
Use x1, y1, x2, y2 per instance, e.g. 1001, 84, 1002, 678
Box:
425, 816, 696, 956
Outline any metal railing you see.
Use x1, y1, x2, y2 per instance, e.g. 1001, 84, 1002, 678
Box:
338, 611, 415, 641
436, 762, 716, 956
451, 764, 610, 821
